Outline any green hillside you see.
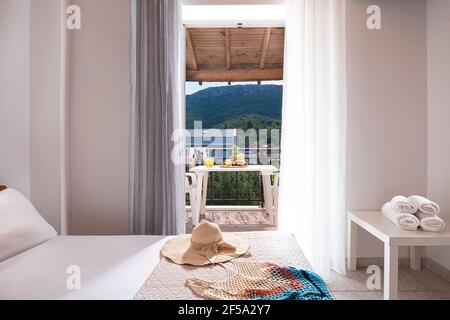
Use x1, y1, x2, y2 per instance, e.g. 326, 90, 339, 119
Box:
186, 85, 283, 130
216, 114, 281, 130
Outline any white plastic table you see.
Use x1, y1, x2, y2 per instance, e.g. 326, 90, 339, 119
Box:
347, 211, 450, 300
190, 165, 279, 226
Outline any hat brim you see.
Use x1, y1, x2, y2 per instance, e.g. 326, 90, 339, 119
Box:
161, 233, 250, 266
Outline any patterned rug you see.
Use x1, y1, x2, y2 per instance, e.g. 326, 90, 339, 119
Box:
186, 210, 271, 225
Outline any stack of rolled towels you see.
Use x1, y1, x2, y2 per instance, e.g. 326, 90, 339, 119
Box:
382, 195, 446, 232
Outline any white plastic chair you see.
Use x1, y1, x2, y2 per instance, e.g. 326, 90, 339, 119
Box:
271, 173, 280, 226
185, 173, 198, 224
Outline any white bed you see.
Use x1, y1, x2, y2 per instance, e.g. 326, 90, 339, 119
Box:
0, 235, 169, 300
0, 188, 319, 300
1, 232, 316, 300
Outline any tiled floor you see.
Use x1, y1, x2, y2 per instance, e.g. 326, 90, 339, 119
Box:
186, 210, 450, 300
329, 267, 450, 300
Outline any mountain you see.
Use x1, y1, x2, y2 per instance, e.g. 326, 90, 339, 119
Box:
186, 85, 282, 129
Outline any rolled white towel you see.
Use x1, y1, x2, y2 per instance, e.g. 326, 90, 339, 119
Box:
415, 210, 437, 220
382, 203, 420, 231
390, 196, 417, 214
420, 216, 446, 232
408, 195, 440, 216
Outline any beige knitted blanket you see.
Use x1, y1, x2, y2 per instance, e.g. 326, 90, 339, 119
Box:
134, 231, 312, 300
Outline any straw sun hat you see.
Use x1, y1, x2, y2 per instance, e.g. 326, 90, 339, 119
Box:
161, 220, 250, 266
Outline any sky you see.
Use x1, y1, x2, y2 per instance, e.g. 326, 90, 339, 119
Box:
183, 5, 286, 23
185, 81, 283, 95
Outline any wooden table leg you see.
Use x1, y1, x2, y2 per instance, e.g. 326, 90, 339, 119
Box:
410, 246, 424, 271
262, 174, 274, 225
347, 218, 358, 271
193, 172, 204, 226
384, 243, 399, 300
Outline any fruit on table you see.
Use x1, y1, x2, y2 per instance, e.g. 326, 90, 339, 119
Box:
224, 159, 233, 167
205, 158, 214, 168
235, 159, 247, 167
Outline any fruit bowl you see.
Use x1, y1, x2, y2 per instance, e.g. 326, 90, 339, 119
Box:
220, 159, 248, 168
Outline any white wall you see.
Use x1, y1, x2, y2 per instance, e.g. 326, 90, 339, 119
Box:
427, 0, 450, 270
0, 0, 130, 235
68, 0, 130, 235
346, 0, 428, 257
0, 0, 31, 197
0, 0, 67, 232
29, 0, 67, 234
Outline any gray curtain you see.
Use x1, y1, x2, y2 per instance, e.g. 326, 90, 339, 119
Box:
129, 0, 185, 236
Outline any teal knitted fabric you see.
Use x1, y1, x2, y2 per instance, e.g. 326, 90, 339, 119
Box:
249, 268, 334, 301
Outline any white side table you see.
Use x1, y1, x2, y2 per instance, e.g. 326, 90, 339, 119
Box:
347, 211, 450, 300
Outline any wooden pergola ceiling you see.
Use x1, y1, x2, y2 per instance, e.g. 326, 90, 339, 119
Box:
186, 27, 285, 83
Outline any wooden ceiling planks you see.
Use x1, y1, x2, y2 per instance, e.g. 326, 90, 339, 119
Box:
259, 27, 272, 69
186, 29, 199, 71
225, 28, 231, 70
186, 27, 285, 83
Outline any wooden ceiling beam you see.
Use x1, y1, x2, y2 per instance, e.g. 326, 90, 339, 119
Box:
186, 68, 283, 82
186, 29, 199, 71
259, 27, 272, 70
225, 28, 231, 70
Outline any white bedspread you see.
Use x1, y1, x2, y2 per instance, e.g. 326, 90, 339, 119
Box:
0, 235, 167, 300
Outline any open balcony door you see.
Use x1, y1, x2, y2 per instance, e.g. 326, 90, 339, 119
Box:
181, 3, 286, 229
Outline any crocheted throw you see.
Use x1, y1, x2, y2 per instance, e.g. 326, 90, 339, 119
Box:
186, 261, 333, 300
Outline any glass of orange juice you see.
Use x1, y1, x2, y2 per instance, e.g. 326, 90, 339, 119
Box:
205, 158, 214, 168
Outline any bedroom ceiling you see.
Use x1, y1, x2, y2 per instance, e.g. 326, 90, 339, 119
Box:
186, 27, 285, 83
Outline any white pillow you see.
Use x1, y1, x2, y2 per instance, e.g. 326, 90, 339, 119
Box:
0, 188, 57, 262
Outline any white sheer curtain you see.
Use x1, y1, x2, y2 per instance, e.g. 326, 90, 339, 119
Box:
278, 0, 347, 275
